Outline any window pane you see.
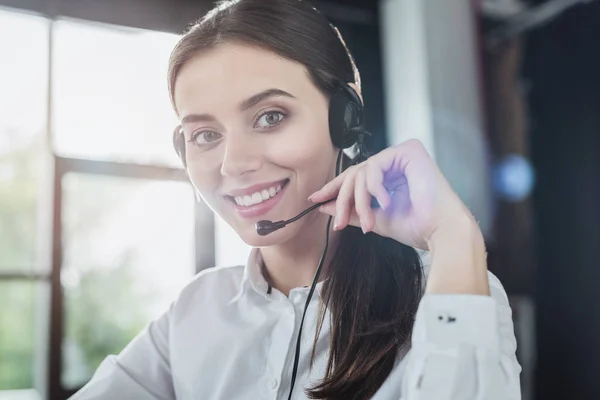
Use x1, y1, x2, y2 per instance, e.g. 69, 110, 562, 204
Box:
0, 10, 48, 272
52, 20, 181, 166
60, 173, 195, 388
215, 216, 250, 267
0, 281, 42, 390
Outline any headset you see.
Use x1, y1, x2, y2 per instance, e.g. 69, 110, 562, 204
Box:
173, 73, 372, 400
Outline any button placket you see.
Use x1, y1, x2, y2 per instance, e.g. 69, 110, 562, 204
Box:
265, 301, 297, 399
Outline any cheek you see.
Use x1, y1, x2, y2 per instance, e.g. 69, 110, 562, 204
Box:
273, 119, 334, 167
268, 124, 337, 194
187, 166, 219, 203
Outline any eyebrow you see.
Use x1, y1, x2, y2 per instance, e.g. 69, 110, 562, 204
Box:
180, 88, 296, 125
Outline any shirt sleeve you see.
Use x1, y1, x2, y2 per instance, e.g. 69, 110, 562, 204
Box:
401, 272, 522, 400
68, 303, 176, 400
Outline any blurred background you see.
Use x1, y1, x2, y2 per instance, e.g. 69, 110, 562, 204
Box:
0, 0, 598, 399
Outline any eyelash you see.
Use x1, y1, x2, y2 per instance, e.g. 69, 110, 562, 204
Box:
254, 109, 287, 130
187, 109, 287, 148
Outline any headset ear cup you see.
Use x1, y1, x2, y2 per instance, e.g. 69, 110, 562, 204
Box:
328, 83, 365, 149
173, 126, 187, 168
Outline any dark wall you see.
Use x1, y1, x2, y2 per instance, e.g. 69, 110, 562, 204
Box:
523, 3, 600, 400
334, 20, 388, 152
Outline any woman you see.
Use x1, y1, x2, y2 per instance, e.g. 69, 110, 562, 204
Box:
71, 0, 521, 399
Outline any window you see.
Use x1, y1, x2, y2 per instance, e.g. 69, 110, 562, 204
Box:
60, 174, 195, 388
0, 8, 213, 400
0, 9, 48, 273
52, 20, 181, 166
0, 281, 44, 390
215, 216, 251, 267
0, 9, 50, 398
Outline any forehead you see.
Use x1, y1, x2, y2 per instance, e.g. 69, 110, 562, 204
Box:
173, 42, 315, 116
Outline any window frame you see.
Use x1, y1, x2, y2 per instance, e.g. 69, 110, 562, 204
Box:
49, 157, 214, 400
0, 11, 215, 400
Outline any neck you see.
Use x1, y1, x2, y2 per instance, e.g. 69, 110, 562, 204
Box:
259, 211, 340, 297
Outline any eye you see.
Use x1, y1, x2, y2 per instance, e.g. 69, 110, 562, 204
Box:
188, 131, 223, 147
255, 110, 286, 129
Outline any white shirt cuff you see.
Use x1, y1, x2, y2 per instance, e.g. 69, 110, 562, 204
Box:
412, 294, 500, 353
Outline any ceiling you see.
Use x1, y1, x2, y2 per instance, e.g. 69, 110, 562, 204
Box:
0, 0, 379, 32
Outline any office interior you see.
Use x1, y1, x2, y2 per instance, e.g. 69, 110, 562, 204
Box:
0, 0, 599, 399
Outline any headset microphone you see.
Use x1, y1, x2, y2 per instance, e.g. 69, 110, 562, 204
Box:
255, 199, 332, 236
255, 195, 381, 236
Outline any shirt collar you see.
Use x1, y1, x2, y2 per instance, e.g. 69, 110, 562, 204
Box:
231, 248, 270, 303
231, 247, 430, 305
231, 247, 326, 303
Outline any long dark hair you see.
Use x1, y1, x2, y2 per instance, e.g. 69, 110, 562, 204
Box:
167, 1, 424, 399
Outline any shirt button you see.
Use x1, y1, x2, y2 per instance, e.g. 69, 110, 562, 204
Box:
437, 313, 457, 323
269, 378, 279, 389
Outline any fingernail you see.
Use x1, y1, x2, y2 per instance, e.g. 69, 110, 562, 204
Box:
379, 200, 387, 211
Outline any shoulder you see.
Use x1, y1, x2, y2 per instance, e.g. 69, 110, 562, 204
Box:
172, 264, 246, 316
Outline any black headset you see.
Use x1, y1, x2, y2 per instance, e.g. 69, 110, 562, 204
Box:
172, 81, 367, 169
328, 82, 367, 151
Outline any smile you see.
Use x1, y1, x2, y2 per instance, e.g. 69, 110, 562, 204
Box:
226, 179, 290, 219
233, 182, 284, 207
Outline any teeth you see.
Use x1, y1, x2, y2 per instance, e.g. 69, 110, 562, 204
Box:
251, 193, 262, 204
233, 182, 286, 207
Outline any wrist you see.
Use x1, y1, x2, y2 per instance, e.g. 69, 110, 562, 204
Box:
427, 212, 483, 253
425, 213, 490, 295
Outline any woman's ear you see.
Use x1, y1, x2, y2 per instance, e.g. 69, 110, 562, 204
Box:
347, 82, 363, 105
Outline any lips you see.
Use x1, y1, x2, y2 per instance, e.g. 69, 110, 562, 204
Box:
225, 179, 290, 219
232, 182, 285, 207
225, 179, 289, 199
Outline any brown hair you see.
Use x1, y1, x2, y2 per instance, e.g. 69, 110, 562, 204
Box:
167, 1, 423, 399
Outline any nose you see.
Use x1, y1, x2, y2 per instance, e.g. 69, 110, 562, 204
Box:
220, 133, 262, 178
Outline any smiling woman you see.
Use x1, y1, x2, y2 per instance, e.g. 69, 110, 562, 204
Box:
70, 1, 521, 400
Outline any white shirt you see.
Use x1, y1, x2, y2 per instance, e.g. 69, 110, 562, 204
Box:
70, 248, 522, 400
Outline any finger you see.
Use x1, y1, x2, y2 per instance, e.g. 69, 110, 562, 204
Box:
354, 167, 373, 233
334, 171, 356, 230
318, 201, 336, 217
308, 166, 354, 202
364, 162, 391, 211
319, 203, 362, 229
